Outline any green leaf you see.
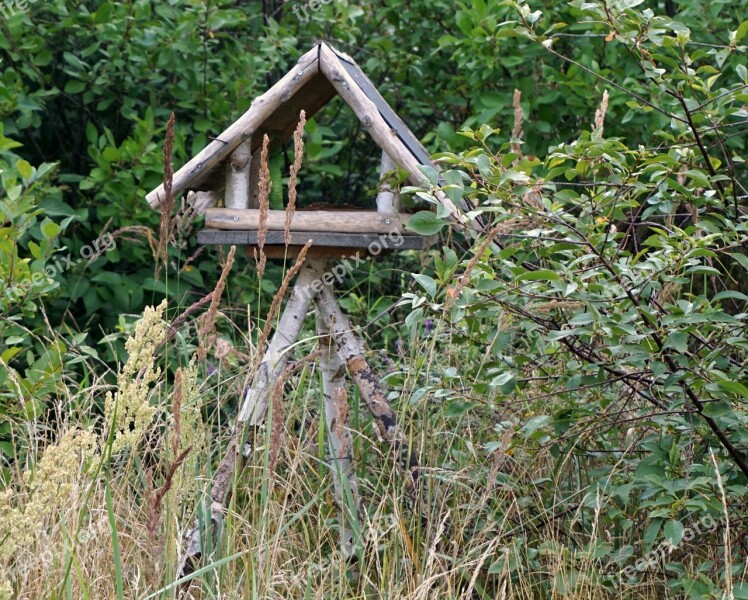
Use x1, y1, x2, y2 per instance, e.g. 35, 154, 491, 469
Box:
702, 400, 732, 418
664, 331, 688, 353
730, 253, 748, 272
41, 220, 60, 240
516, 269, 563, 282
404, 307, 424, 333
664, 520, 684, 546
521, 415, 549, 439
716, 380, 748, 399
713, 290, 748, 302
736, 20, 748, 43
412, 274, 436, 298
643, 519, 663, 551
16, 159, 32, 180
417, 164, 439, 185
64, 80, 87, 94
28, 241, 41, 259
102, 147, 120, 162
405, 211, 446, 235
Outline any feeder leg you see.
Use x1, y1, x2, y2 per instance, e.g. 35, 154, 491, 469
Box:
312, 282, 423, 515
178, 261, 324, 579
316, 308, 362, 560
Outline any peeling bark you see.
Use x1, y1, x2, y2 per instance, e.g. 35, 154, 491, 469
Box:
313, 283, 422, 506
316, 309, 362, 559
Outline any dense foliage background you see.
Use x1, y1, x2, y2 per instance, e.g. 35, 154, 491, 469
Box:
1, 0, 747, 598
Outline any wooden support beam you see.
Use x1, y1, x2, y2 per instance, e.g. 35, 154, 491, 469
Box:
224, 139, 252, 209
316, 308, 361, 560
206, 208, 409, 233
146, 45, 320, 208
312, 282, 423, 510
376, 152, 400, 213
177, 261, 324, 579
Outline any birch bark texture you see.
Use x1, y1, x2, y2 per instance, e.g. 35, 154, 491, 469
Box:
316, 309, 361, 559
313, 282, 421, 501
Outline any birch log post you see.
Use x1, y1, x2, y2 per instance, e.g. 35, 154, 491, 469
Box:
376, 152, 400, 213
312, 283, 422, 507
224, 139, 252, 209
206, 209, 408, 233
177, 261, 324, 578
316, 309, 362, 560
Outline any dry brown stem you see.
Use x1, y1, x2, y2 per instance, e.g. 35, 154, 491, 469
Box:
257, 240, 312, 355
285, 110, 306, 246
198, 245, 236, 360
510, 89, 523, 160
255, 134, 271, 279
156, 112, 176, 279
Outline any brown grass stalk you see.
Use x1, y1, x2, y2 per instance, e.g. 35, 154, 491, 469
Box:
594, 89, 609, 135
255, 134, 271, 280
268, 367, 291, 481
198, 245, 236, 360
285, 110, 306, 246
332, 386, 349, 460
146, 445, 192, 539
446, 222, 504, 309
257, 239, 312, 355
171, 369, 183, 458
510, 89, 523, 161
156, 112, 176, 279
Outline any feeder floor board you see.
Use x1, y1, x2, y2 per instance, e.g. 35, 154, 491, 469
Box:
197, 229, 433, 250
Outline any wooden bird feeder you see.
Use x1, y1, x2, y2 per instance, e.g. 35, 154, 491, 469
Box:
145, 41, 456, 259
144, 42, 463, 578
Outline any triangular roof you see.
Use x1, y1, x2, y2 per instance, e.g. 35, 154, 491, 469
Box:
145, 42, 463, 224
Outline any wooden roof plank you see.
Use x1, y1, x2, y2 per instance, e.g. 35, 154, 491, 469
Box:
330, 47, 432, 167
317, 44, 468, 227
145, 44, 322, 208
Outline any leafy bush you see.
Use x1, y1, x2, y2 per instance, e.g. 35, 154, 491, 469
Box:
401, 2, 748, 595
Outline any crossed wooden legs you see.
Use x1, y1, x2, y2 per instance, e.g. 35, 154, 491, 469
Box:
177, 260, 420, 579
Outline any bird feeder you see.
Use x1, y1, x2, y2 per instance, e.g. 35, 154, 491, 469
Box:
144, 42, 461, 576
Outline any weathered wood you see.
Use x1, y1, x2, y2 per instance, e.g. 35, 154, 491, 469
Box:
238, 261, 324, 423
332, 48, 432, 167
313, 282, 422, 506
206, 209, 409, 233
376, 152, 400, 213
146, 45, 321, 208
318, 44, 469, 228
224, 139, 252, 209
244, 246, 378, 260
197, 229, 433, 250
186, 190, 221, 215
251, 71, 335, 153
316, 308, 361, 560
